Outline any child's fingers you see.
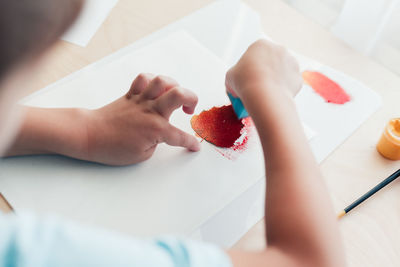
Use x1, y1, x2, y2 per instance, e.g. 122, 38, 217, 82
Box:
225, 68, 238, 98
153, 87, 198, 119
161, 124, 200, 152
126, 73, 155, 99
141, 75, 179, 100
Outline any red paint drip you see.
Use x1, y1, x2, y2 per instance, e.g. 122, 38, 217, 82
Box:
302, 71, 350, 104
190, 105, 244, 148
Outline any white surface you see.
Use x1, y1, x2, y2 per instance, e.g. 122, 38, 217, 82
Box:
295, 54, 382, 163
62, 0, 119, 47
0, 31, 266, 240
0, 0, 382, 247
193, 176, 265, 247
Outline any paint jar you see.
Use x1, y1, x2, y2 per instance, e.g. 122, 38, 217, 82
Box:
377, 118, 400, 160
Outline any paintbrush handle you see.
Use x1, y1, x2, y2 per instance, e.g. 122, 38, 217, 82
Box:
339, 168, 400, 218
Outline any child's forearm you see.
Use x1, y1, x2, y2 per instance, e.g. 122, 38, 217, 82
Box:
242, 82, 344, 266
5, 106, 90, 160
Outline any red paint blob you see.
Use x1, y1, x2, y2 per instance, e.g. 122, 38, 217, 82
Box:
191, 105, 244, 148
302, 71, 350, 104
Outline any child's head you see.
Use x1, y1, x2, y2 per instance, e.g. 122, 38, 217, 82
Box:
0, 0, 83, 153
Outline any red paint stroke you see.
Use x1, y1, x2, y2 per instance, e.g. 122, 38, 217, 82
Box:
231, 117, 252, 152
216, 117, 253, 160
191, 105, 244, 148
302, 71, 350, 104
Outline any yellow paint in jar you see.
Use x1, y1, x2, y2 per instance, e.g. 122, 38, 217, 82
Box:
377, 118, 400, 160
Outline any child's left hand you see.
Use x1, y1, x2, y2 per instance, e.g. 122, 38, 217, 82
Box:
6, 74, 199, 165
86, 74, 200, 165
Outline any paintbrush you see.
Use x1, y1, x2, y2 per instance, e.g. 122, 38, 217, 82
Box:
338, 168, 400, 219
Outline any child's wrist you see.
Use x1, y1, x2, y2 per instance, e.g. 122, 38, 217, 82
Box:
240, 79, 293, 105
240, 80, 296, 126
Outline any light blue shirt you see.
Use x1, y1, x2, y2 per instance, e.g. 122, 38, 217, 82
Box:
0, 212, 231, 267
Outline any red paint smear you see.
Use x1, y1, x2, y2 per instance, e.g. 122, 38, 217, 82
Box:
216, 117, 253, 160
190, 105, 244, 148
302, 71, 350, 104
231, 117, 252, 151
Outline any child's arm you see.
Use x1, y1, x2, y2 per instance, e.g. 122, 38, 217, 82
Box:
226, 41, 345, 267
5, 74, 200, 165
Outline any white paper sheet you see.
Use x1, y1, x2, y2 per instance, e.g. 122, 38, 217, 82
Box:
294, 54, 382, 162
0, 31, 268, 238
62, 0, 119, 47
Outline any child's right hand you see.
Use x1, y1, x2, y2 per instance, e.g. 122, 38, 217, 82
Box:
225, 40, 302, 101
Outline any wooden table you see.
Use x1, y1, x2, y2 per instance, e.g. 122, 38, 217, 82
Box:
1, 0, 400, 266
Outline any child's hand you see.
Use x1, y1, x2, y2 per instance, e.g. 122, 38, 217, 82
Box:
225, 39, 302, 100
225, 41, 345, 267
87, 74, 200, 166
